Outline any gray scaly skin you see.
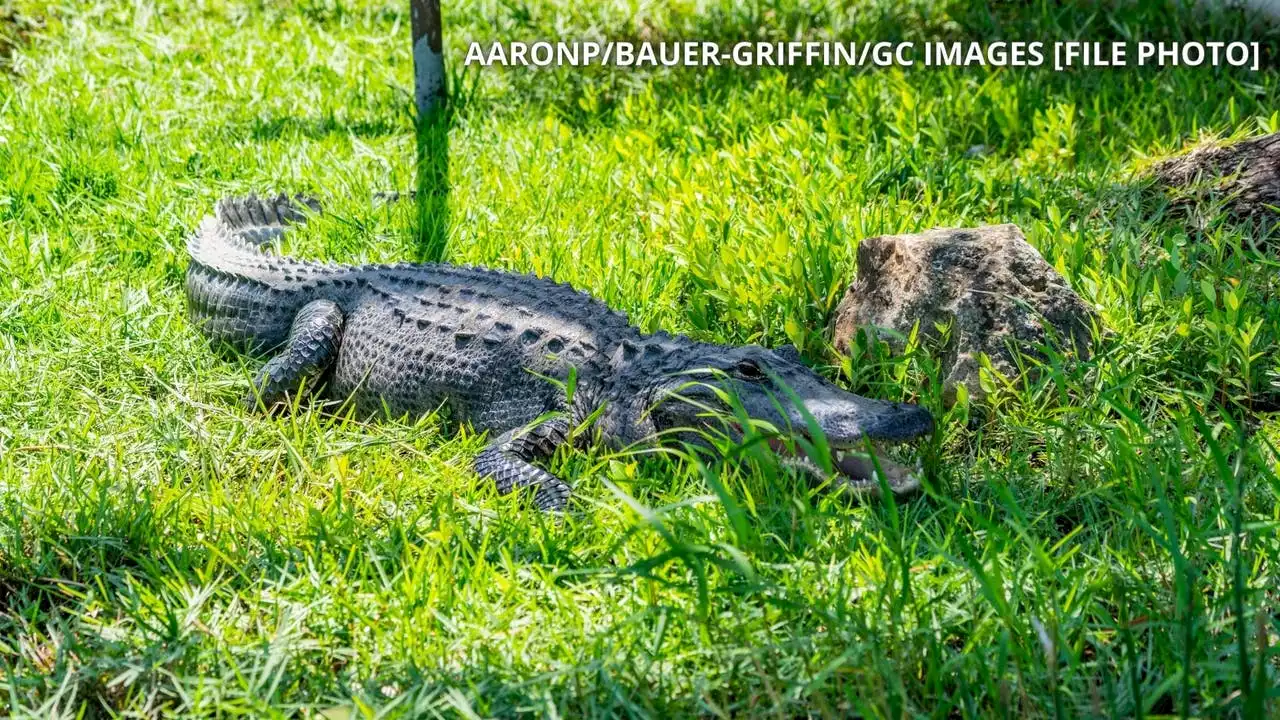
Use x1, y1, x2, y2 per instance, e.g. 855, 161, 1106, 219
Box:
186, 194, 935, 510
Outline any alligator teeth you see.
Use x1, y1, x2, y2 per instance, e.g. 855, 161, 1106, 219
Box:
830, 444, 920, 491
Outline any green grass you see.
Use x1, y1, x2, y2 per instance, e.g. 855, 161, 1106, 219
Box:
2, 0, 1279, 716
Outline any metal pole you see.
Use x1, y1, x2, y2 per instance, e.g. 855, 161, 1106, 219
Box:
410, 0, 445, 117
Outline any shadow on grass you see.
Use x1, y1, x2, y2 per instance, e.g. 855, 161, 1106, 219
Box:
248, 113, 405, 142
415, 107, 451, 263
0, 7, 41, 74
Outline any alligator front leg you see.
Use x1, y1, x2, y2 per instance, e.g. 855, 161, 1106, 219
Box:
245, 299, 344, 410
473, 417, 573, 511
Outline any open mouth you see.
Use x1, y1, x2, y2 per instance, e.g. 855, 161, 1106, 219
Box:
769, 437, 925, 497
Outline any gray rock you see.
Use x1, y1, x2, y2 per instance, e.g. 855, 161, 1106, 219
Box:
831, 224, 1098, 403
1151, 132, 1280, 228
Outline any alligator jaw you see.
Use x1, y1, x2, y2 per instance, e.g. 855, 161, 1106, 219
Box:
772, 438, 925, 497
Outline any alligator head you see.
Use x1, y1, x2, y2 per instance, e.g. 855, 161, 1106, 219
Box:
625, 339, 935, 496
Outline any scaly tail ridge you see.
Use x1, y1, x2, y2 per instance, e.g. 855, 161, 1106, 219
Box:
187, 193, 327, 286
215, 193, 321, 248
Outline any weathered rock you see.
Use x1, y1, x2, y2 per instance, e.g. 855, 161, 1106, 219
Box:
1151, 132, 1280, 228
832, 224, 1098, 402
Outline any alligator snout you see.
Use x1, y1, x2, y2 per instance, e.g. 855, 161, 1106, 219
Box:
851, 401, 935, 443
778, 393, 934, 497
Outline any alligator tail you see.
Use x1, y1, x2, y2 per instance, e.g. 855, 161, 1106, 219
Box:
213, 193, 321, 248
187, 191, 411, 280
185, 191, 412, 352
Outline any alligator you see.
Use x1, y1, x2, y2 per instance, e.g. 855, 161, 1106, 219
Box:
186, 193, 935, 510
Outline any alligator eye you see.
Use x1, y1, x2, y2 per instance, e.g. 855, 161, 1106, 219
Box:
733, 360, 766, 381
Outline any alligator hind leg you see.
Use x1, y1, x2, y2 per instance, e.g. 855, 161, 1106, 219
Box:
474, 417, 574, 511
245, 299, 344, 410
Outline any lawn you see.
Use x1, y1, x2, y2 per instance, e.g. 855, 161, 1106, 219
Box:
1, 0, 1279, 717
